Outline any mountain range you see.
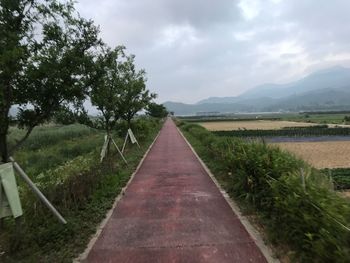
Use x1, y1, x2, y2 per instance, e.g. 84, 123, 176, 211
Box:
164, 66, 350, 115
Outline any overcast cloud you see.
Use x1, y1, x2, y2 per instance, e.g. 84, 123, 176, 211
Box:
76, 0, 350, 103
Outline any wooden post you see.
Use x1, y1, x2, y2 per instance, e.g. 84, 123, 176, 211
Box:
121, 132, 129, 153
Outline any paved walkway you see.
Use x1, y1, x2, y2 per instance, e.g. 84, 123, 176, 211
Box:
84, 119, 267, 263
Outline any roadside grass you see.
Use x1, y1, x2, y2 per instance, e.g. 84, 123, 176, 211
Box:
178, 120, 350, 262
0, 118, 162, 263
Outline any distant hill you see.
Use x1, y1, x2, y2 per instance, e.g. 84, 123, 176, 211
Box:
240, 66, 350, 99
165, 66, 350, 115
264, 88, 350, 111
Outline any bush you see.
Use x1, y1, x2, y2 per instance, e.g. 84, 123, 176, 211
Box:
180, 122, 350, 262
116, 117, 161, 141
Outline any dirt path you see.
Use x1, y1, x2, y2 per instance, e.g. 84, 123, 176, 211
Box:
83, 119, 267, 263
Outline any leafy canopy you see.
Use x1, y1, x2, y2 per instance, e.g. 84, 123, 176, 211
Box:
146, 102, 168, 118
0, 0, 100, 161
89, 46, 126, 133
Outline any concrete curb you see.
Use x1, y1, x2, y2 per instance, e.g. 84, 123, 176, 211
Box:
177, 126, 279, 263
75, 128, 162, 262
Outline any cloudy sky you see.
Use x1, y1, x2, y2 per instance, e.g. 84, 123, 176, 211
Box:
76, 0, 350, 104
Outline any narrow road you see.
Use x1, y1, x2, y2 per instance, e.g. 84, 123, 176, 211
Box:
84, 119, 267, 263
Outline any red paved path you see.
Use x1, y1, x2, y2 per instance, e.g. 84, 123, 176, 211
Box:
85, 119, 267, 263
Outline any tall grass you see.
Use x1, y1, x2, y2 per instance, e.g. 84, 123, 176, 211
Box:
8, 124, 97, 151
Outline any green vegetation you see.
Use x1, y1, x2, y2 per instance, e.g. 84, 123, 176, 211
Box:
146, 102, 168, 118
10, 125, 102, 178
1, 0, 162, 262
0, 118, 162, 262
213, 125, 350, 138
178, 121, 350, 262
8, 124, 98, 151
322, 168, 350, 190
284, 113, 349, 124
0, 0, 100, 162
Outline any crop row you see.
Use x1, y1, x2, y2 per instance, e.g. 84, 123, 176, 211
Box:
213, 126, 350, 137
322, 168, 350, 190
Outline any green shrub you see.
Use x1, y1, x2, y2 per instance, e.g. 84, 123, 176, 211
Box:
115, 117, 161, 140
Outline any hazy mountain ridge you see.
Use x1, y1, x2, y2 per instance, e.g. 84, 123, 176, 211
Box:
165, 66, 350, 115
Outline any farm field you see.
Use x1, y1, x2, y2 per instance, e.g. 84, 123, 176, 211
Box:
196, 119, 350, 187
273, 141, 350, 169
284, 113, 350, 124
180, 111, 350, 125
199, 120, 320, 131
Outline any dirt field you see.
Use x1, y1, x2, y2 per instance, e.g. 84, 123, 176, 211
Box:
339, 190, 350, 199
198, 120, 350, 131
199, 120, 319, 131
273, 141, 350, 169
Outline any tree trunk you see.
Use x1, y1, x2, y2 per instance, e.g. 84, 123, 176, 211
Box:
1, 81, 13, 163
0, 132, 8, 163
106, 120, 111, 156
127, 118, 132, 129
0, 102, 10, 163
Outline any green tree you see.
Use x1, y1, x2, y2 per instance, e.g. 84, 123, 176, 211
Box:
146, 102, 168, 118
89, 46, 126, 136
344, 116, 350, 123
116, 55, 156, 127
54, 105, 91, 125
0, 0, 100, 162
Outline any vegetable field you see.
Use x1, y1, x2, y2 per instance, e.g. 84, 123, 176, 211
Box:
213, 126, 350, 137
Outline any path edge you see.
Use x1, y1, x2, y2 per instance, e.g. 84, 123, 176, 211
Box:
176, 125, 279, 263
75, 127, 162, 262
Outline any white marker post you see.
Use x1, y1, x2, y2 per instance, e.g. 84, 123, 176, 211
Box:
121, 128, 140, 153
100, 135, 128, 165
